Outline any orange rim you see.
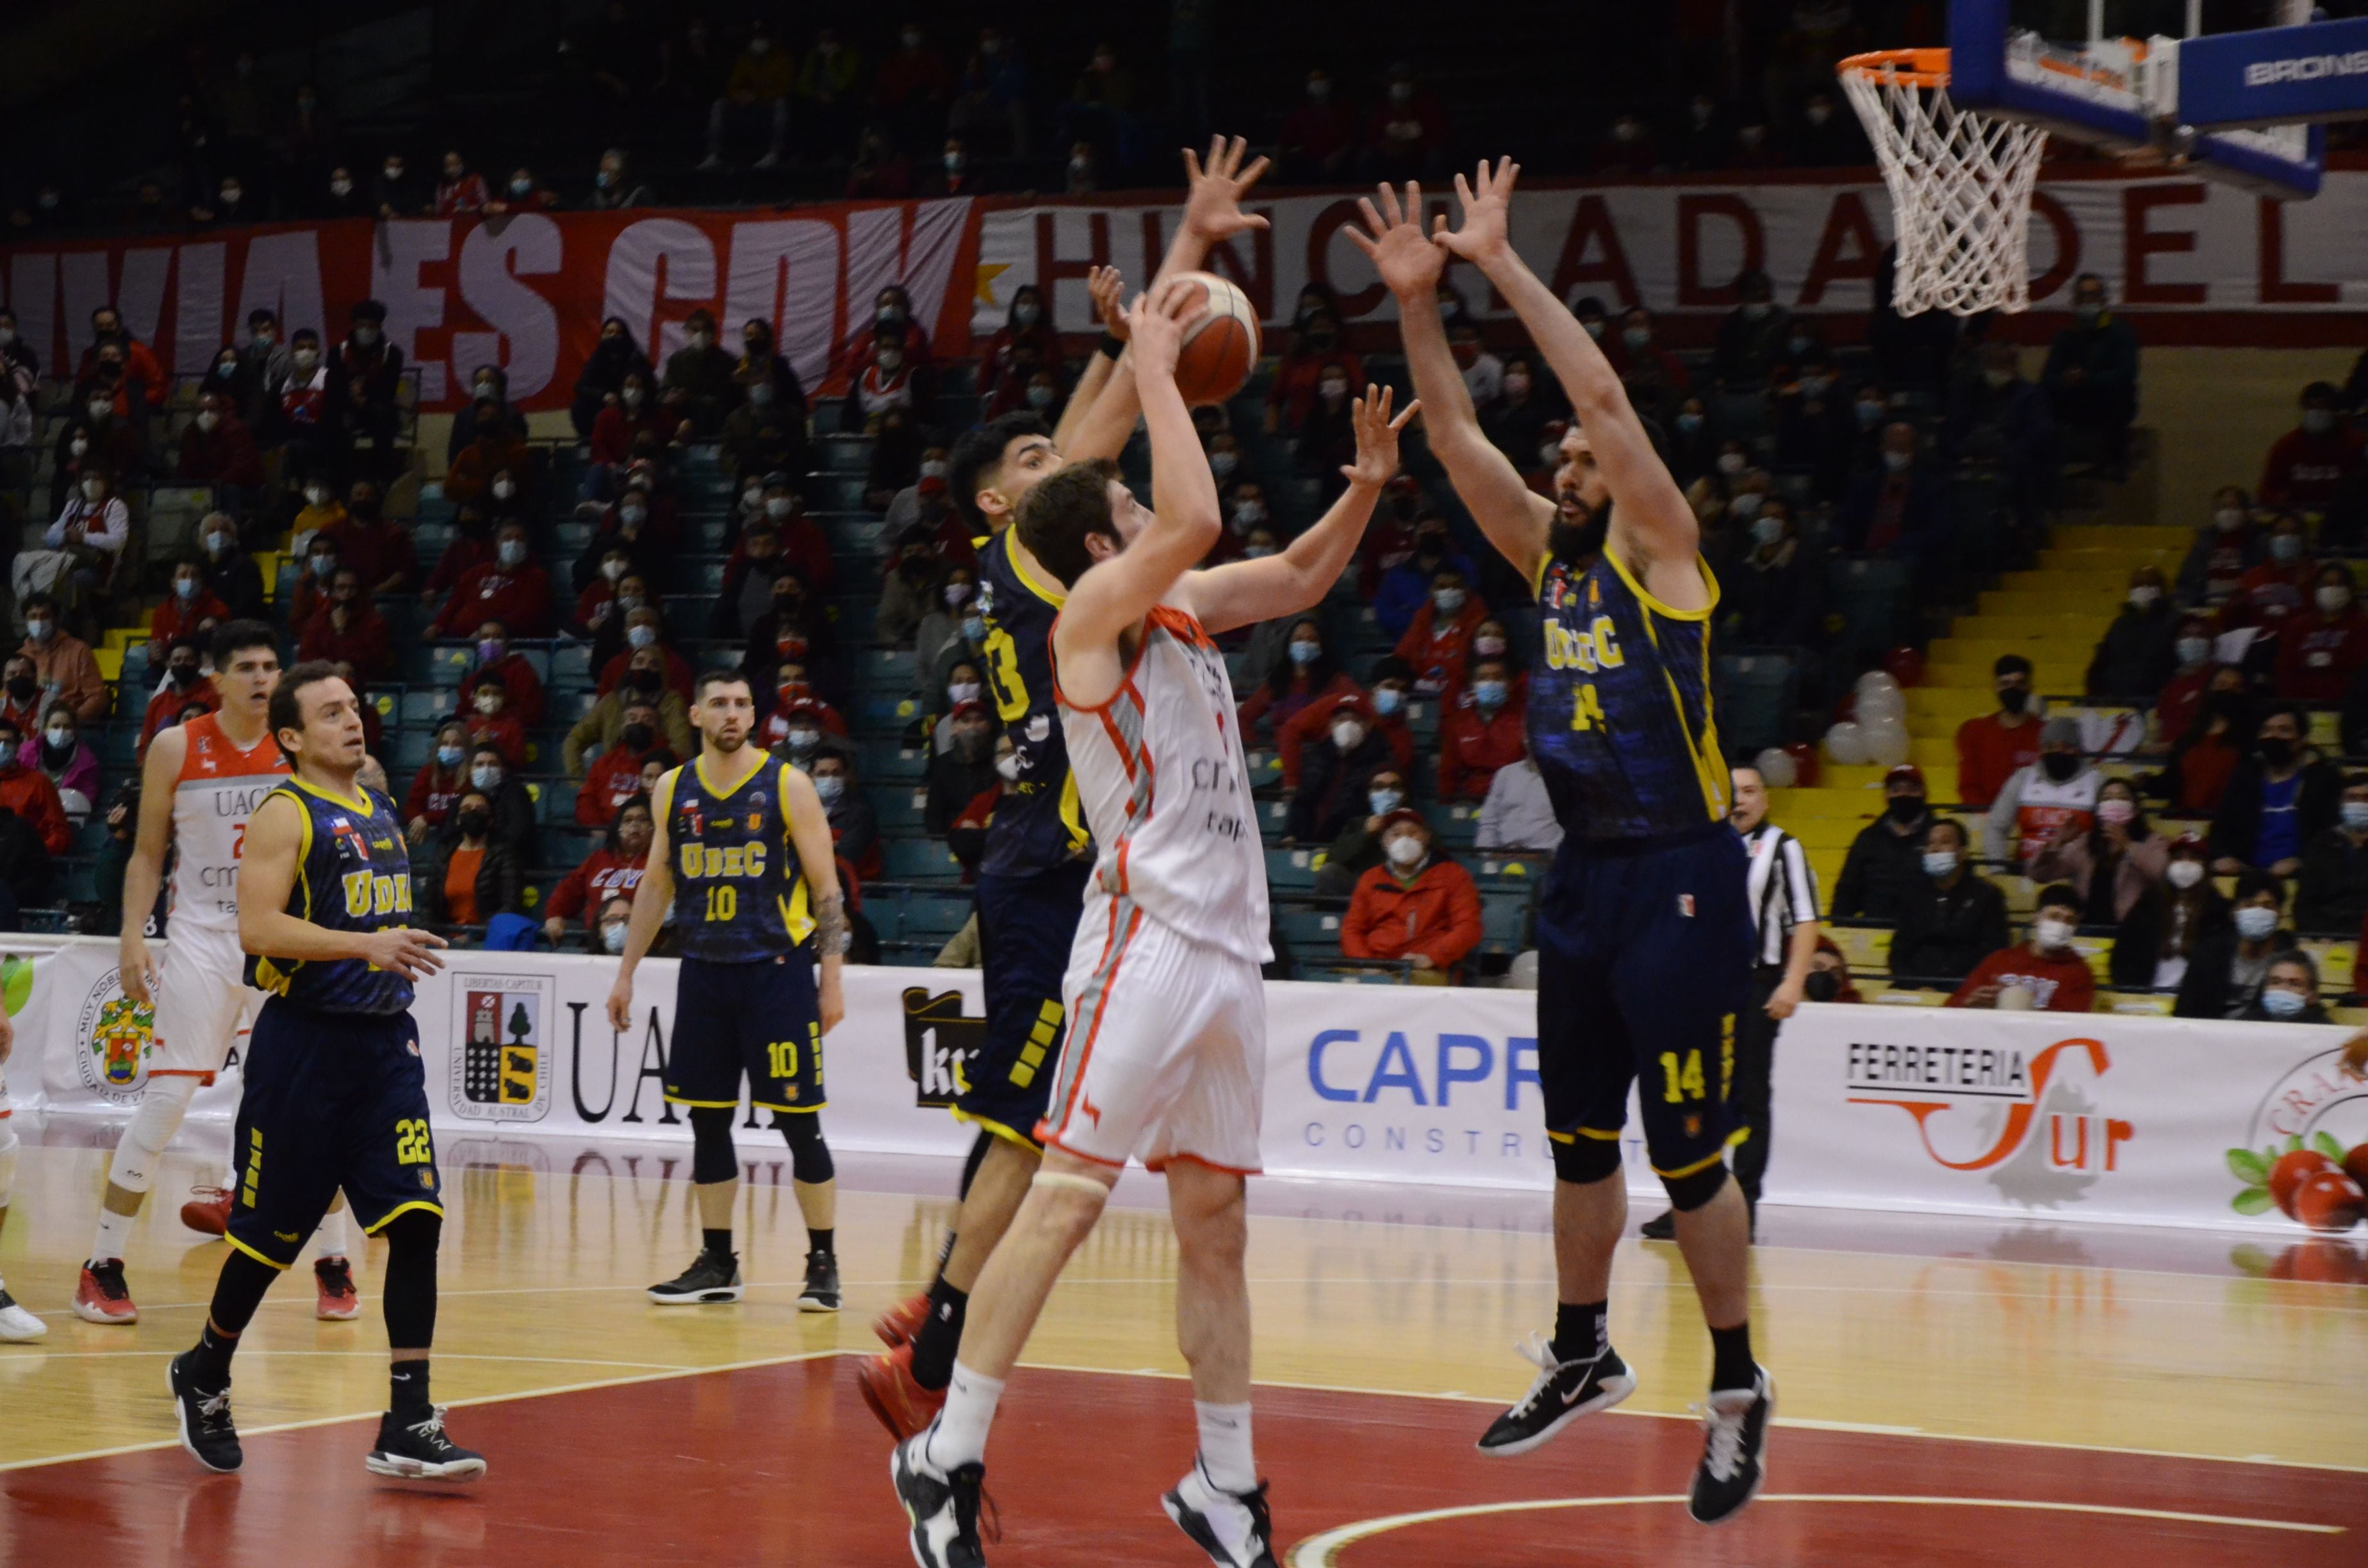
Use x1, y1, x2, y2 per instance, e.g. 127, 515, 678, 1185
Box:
1838, 47, 1950, 88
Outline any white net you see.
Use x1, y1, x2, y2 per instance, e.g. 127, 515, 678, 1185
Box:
1841, 58, 2050, 317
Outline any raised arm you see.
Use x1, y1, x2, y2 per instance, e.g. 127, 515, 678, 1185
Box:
1064, 138, 1271, 465
1348, 183, 1552, 584
1055, 282, 1223, 660
1436, 159, 1702, 605
1051, 265, 1127, 455
1190, 384, 1418, 635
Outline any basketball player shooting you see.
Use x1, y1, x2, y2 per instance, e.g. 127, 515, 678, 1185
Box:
1351, 166, 1772, 1523
890, 279, 1413, 1568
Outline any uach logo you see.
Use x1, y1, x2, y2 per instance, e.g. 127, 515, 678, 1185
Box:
1846, 1036, 2131, 1209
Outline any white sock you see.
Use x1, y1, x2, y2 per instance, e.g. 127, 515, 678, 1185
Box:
924, 1361, 1006, 1473
1194, 1401, 1257, 1494
91, 1205, 134, 1264
313, 1209, 350, 1259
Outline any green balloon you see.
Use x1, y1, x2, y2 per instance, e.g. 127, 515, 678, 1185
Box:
0, 954, 29, 1018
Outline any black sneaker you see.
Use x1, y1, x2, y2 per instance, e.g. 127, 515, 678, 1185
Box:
798, 1250, 841, 1312
1689, 1368, 1774, 1526
366, 1406, 488, 1480
167, 1350, 242, 1473
892, 1433, 989, 1568
1476, 1332, 1637, 1457
647, 1250, 743, 1305
1638, 1211, 1677, 1241
1162, 1462, 1278, 1568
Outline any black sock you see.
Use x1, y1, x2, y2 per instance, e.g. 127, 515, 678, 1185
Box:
807, 1227, 834, 1258
909, 1278, 969, 1391
935, 1229, 958, 1271
1553, 1300, 1608, 1364
389, 1358, 432, 1417
189, 1322, 238, 1388
1709, 1322, 1755, 1393
702, 1227, 733, 1260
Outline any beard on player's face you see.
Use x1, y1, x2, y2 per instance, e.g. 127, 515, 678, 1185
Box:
1550, 494, 1612, 563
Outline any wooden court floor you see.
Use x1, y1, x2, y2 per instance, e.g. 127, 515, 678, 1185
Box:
1, 1119, 2364, 1565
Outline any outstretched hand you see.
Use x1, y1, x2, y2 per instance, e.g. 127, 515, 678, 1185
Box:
1340, 384, 1420, 489
1346, 182, 1445, 300
1434, 157, 1520, 266
1180, 135, 1272, 243
1088, 264, 1128, 339
1124, 278, 1209, 384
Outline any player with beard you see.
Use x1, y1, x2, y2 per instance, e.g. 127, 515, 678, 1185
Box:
1353, 167, 1771, 1524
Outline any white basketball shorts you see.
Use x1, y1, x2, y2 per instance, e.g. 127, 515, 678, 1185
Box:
148, 924, 268, 1083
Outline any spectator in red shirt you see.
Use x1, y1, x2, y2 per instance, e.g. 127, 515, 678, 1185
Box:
2259, 382, 2365, 512
1438, 658, 1527, 801
2176, 487, 2259, 609
434, 149, 492, 215
0, 711, 72, 857
1264, 310, 1362, 436
1237, 619, 1359, 747
2276, 562, 2368, 703
1341, 810, 1483, 981
575, 699, 671, 828
2165, 671, 2251, 815
1954, 654, 2041, 809
1278, 65, 1358, 183
464, 680, 528, 768
174, 391, 263, 488
545, 794, 655, 944
1395, 565, 1486, 697
78, 305, 167, 411
297, 569, 393, 682
1279, 655, 1416, 789
2154, 616, 2218, 747
432, 519, 554, 637
323, 480, 418, 594
1361, 62, 1449, 181
595, 608, 696, 701
2224, 516, 2315, 667
404, 721, 472, 843
1947, 885, 2098, 1013
148, 559, 231, 662
457, 619, 546, 726
588, 370, 664, 470
420, 503, 497, 612
758, 664, 850, 756
138, 639, 220, 760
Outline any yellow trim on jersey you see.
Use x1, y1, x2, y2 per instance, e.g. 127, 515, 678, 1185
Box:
763, 1099, 827, 1115
224, 1233, 293, 1271
778, 762, 818, 944
1604, 547, 1719, 623
695, 751, 769, 801
361, 1199, 445, 1235
1635, 594, 1732, 824
1531, 548, 1555, 601
1651, 1147, 1729, 1180
1726, 1126, 1752, 1149
289, 776, 375, 817
951, 1107, 1041, 1150
251, 787, 313, 997
1009, 541, 1069, 608
1056, 769, 1089, 853
662, 1094, 744, 1108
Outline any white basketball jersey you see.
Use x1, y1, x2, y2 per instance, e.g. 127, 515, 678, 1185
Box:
167, 712, 292, 933
2012, 768, 2101, 868
1056, 603, 1270, 964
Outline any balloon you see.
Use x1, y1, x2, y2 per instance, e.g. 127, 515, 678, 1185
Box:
1862, 717, 1911, 767
1754, 747, 1798, 788
1781, 742, 1821, 788
1855, 670, 1901, 699
1884, 646, 1926, 687
1824, 721, 1868, 766
1856, 687, 1907, 726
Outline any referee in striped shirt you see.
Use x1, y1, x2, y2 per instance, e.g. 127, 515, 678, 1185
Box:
1641, 764, 1819, 1241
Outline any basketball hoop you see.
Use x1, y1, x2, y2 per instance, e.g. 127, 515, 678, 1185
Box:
1838, 48, 2049, 317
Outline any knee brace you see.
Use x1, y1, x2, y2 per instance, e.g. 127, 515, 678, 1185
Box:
379, 1207, 443, 1350
688, 1106, 739, 1186
109, 1074, 203, 1193
774, 1111, 834, 1186
1551, 1132, 1622, 1186
1660, 1160, 1731, 1214
0, 1118, 18, 1206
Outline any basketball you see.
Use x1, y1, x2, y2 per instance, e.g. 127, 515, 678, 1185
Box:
1166, 270, 1261, 407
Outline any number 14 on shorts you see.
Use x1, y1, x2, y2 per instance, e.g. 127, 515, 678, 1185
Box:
1656, 1017, 1736, 1104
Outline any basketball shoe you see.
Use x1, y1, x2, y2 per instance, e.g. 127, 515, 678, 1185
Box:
797, 1249, 841, 1312
73, 1259, 138, 1323
857, 1342, 947, 1440
366, 1407, 488, 1481
315, 1256, 360, 1320
648, 1250, 743, 1305
892, 1433, 989, 1568
875, 1288, 932, 1347
167, 1350, 241, 1473
1476, 1330, 1635, 1455
1163, 1460, 1278, 1568
0, 1287, 46, 1341
179, 1186, 233, 1236
1689, 1368, 1773, 1526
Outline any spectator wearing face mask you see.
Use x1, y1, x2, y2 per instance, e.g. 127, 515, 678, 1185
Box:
980, 287, 1059, 396
432, 150, 490, 215
700, 19, 794, 171
1394, 567, 1485, 698
2177, 487, 2261, 610
296, 568, 391, 681
1476, 746, 1561, 853
809, 743, 882, 881
576, 465, 677, 590
484, 166, 559, 216
2111, 830, 2228, 990
460, 678, 525, 768
1342, 810, 1481, 982
1238, 619, 1358, 747
575, 318, 656, 438
1953, 654, 2041, 810
565, 653, 694, 776
659, 308, 740, 436
720, 369, 805, 494
2294, 772, 2368, 933
0, 711, 71, 860
548, 795, 655, 945
1604, 306, 1691, 423
1264, 309, 1361, 437
1839, 421, 1948, 569
1722, 500, 1822, 649
886, 549, 958, 653
2211, 703, 2341, 877
2085, 566, 2178, 701
457, 619, 545, 725
2176, 869, 2296, 1018
2164, 671, 2251, 814
575, 699, 672, 828
46, 468, 133, 613
837, 284, 935, 392
928, 702, 1001, 836
1891, 818, 2009, 988
2030, 776, 2165, 935
135, 638, 217, 757
1285, 696, 1397, 845
0, 656, 44, 736
443, 404, 532, 510
885, 448, 966, 548
327, 299, 405, 479
463, 744, 538, 857
1373, 519, 1476, 641
1439, 657, 1527, 801
1986, 716, 2102, 870
76, 306, 166, 412
598, 605, 696, 703
1712, 272, 1791, 392
1946, 885, 2096, 1013
1479, 355, 1558, 469
447, 366, 513, 462
148, 558, 231, 660
288, 473, 348, 556
19, 593, 107, 723
2260, 382, 2364, 512
710, 519, 800, 641
2242, 952, 2332, 1023
432, 521, 554, 637
2043, 274, 2140, 475
322, 480, 418, 596
2223, 514, 2315, 674
2275, 561, 2368, 703
761, 675, 850, 768
577, 548, 636, 639
844, 328, 921, 437
2154, 618, 2220, 747
403, 723, 471, 842
1279, 655, 1415, 790
421, 788, 524, 932
737, 475, 830, 594
1299, 767, 1401, 897
174, 391, 263, 491
1830, 764, 1934, 922
24, 705, 97, 822
1277, 65, 1358, 181
284, 528, 341, 633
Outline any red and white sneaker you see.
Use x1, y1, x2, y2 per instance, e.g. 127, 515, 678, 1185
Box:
872, 1289, 932, 1349
856, 1343, 947, 1441
315, 1257, 360, 1321
179, 1187, 233, 1237
73, 1259, 138, 1324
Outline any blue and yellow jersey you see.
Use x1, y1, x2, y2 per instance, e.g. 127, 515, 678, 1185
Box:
655, 755, 817, 963
244, 779, 416, 1015
973, 529, 1091, 879
1527, 546, 1731, 843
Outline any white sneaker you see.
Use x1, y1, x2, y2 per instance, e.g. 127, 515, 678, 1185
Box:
1163, 1460, 1276, 1568
0, 1287, 47, 1341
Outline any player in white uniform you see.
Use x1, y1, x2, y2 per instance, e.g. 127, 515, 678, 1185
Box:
0, 1005, 40, 1341
892, 279, 1416, 1568
77, 622, 358, 1325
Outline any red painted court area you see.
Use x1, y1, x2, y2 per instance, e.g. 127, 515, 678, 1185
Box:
4, 1359, 2358, 1567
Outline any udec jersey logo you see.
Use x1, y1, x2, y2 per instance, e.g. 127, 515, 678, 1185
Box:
447, 973, 552, 1122
1846, 1035, 2131, 1210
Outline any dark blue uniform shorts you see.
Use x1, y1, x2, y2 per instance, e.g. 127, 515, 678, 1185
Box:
963, 860, 1092, 1148
665, 951, 825, 1114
